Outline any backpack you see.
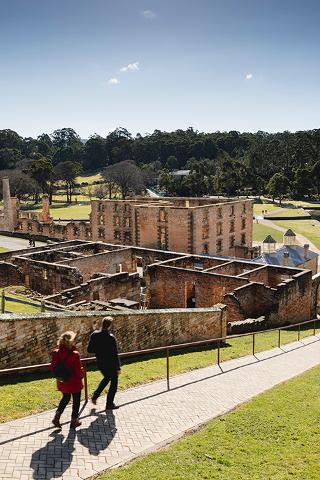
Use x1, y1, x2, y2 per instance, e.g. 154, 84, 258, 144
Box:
53, 351, 72, 382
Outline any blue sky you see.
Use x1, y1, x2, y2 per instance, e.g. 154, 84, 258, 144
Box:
1, 0, 320, 138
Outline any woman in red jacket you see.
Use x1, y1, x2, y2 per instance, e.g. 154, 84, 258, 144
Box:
51, 331, 84, 429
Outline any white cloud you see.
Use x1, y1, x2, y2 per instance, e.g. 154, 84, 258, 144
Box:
120, 62, 140, 72
142, 9, 156, 19
108, 78, 120, 85
245, 73, 253, 80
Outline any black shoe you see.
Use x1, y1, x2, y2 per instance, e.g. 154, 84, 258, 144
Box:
106, 403, 119, 410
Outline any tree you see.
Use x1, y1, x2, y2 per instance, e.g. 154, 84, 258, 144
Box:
159, 169, 173, 195
166, 155, 178, 170
51, 128, 82, 149
29, 157, 54, 195
102, 160, 144, 199
267, 173, 290, 205
83, 135, 107, 171
54, 161, 82, 203
0, 170, 40, 200
312, 161, 320, 197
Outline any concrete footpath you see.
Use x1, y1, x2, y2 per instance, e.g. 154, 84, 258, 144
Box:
0, 335, 320, 480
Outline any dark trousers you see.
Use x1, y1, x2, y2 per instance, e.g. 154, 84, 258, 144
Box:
93, 369, 118, 407
57, 392, 81, 418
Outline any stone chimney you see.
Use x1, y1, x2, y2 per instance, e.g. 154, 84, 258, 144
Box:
283, 251, 289, 267
304, 244, 309, 259
2, 177, 15, 231
41, 195, 50, 222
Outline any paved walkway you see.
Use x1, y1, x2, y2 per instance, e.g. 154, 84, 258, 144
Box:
0, 235, 46, 251
1, 336, 320, 480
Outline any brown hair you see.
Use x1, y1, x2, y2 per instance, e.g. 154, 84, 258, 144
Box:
58, 331, 76, 349
102, 317, 113, 330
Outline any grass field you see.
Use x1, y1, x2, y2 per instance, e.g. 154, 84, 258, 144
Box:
0, 289, 42, 314
97, 364, 320, 480
25, 203, 92, 220
252, 223, 284, 243
264, 207, 309, 218
0, 323, 316, 423
273, 219, 320, 250
76, 173, 102, 184
253, 204, 281, 215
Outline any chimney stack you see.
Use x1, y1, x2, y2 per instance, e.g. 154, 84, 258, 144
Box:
283, 251, 289, 267
304, 244, 309, 259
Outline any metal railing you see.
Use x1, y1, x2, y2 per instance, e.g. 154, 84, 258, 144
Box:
0, 318, 319, 403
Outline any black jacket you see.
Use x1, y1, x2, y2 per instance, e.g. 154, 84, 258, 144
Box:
87, 330, 121, 372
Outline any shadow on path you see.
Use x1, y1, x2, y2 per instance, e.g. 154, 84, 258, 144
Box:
77, 410, 116, 455
30, 429, 76, 480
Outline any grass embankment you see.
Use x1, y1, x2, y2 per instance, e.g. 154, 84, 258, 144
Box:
0, 323, 316, 423
252, 223, 284, 243
264, 207, 309, 218
0, 289, 42, 314
273, 219, 320, 250
253, 204, 280, 215
97, 364, 320, 480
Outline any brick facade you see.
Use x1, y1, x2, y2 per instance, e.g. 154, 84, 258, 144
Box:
0, 307, 227, 369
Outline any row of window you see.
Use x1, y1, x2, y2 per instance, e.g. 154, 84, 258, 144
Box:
215, 233, 246, 253
202, 218, 246, 239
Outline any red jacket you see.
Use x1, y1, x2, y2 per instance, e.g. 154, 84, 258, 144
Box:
51, 345, 84, 394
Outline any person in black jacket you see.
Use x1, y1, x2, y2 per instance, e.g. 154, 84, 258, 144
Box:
87, 317, 121, 410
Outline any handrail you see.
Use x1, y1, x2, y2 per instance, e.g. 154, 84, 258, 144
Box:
0, 318, 319, 401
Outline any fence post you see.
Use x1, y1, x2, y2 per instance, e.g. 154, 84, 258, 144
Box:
83, 363, 88, 402
314, 319, 316, 336
217, 340, 220, 367
1, 290, 5, 314
252, 333, 255, 356
278, 329, 281, 348
41, 300, 45, 313
166, 348, 170, 391
298, 324, 301, 341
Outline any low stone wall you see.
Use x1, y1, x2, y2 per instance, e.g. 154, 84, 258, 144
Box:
0, 307, 227, 369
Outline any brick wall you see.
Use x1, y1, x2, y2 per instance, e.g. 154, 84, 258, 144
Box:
0, 307, 227, 369
148, 265, 248, 308
46, 272, 141, 307
0, 262, 23, 287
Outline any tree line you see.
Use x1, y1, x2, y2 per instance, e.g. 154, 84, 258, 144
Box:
1, 126, 320, 202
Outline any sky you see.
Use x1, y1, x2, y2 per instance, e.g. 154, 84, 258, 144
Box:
1, 0, 320, 138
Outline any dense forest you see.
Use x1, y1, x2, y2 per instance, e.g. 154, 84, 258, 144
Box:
0, 126, 319, 201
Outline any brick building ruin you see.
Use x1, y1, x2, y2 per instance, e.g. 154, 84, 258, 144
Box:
3, 176, 255, 257
0, 240, 314, 326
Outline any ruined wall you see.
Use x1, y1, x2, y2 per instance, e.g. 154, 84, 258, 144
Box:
223, 283, 275, 323
61, 248, 134, 281
224, 270, 313, 325
272, 270, 312, 324
14, 258, 83, 294
148, 265, 249, 308
46, 272, 141, 307
0, 262, 23, 287
311, 272, 320, 318
0, 307, 227, 369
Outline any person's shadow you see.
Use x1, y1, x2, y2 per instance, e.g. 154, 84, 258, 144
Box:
77, 410, 116, 455
30, 429, 76, 479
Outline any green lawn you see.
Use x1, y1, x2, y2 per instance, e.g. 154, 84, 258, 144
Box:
0, 289, 42, 314
0, 247, 9, 253
0, 323, 315, 423
273, 219, 320, 250
26, 203, 92, 220
253, 204, 281, 215
265, 208, 309, 218
252, 223, 284, 243
97, 364, 320, 480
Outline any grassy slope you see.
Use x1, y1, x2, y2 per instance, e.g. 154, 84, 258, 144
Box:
265, 207, 309, 218
97, 364, 320, 480
0, 324, 314, 423
0, 289, 42, 314
273, 219, 320, 249
252, 223, 284, 243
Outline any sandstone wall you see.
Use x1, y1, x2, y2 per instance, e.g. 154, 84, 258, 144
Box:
0, 307, 226, 369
